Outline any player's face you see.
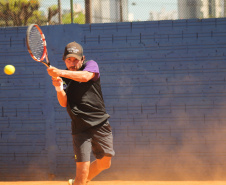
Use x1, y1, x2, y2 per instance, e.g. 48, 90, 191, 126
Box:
65, 57, 83, 71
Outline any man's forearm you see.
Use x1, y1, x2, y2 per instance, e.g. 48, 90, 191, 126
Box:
57, 90, 67, 107
59, 70, 95, 82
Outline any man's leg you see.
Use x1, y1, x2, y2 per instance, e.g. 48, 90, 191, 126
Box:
87, 156, 112, 182
74, 161, 90, 185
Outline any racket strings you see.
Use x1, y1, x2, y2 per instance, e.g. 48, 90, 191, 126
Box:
28, 27, 44, 60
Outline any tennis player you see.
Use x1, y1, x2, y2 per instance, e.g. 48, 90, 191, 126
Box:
47, 41, 115, 185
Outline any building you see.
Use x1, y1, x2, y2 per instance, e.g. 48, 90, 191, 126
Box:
63, 3, 84, 15
178, 0, 224, 19
200, 0, 224, 18
91, 0, 128, 23
149, 8, 178, 21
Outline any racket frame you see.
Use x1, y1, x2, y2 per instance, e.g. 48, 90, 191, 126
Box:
26, 24, 50, 67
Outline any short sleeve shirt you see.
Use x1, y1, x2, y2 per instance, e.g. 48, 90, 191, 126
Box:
62, 60, 110, 134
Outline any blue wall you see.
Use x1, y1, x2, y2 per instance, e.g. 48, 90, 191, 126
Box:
1, 18, 226, 180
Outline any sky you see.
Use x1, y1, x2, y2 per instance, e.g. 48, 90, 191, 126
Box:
128, 0, 177, 20
40, 0, 178, 21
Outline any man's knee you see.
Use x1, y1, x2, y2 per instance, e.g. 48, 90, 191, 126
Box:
97, 156, 112, 170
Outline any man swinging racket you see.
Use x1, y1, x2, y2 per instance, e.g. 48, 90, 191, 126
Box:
47, 42, 115, 185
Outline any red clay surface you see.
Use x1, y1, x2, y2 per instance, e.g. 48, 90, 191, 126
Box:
0, 181, 225, 185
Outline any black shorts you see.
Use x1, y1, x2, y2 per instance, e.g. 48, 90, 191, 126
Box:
72, 120, 115, 162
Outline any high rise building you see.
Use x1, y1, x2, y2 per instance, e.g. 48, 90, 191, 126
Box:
91, 0, 128, 23
224, 0, 226, 16
200, 0, 224, 18
178, 0, 224, 19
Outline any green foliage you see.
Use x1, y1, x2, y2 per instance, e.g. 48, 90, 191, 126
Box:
0, 0, 42, 26
62, 12, 85, 24
62, 12, 71, 24
48, 4, 59, 24
27, 9, 46, 26
74, 12, 85, 24
0, 0, 85, 27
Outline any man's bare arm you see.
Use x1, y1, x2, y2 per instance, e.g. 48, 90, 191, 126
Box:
47, 67, 95, 82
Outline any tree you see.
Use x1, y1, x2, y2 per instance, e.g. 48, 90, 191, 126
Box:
0, 0, 61, 27
48, 4, 58, 25
27, 9, 46, 26
0, 0, 40, 26
0, 0, 11, 26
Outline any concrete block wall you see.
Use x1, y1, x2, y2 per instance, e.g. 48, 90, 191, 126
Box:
0, 18, 226, 180
81, 19, 226, 180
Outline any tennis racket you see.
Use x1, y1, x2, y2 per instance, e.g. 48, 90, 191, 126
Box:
26, 24, 51, 67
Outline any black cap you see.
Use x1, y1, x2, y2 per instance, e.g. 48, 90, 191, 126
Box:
63, 41, 83, 60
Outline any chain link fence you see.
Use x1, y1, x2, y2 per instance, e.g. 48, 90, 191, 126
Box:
0, 0, 226, 27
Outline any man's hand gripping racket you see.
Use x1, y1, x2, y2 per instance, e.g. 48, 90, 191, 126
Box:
26, 24, 63, 92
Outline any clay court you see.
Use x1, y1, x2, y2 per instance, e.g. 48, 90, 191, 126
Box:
0, 181, 226, 185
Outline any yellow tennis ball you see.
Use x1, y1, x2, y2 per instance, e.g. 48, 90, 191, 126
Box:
4, 65, 15, 75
